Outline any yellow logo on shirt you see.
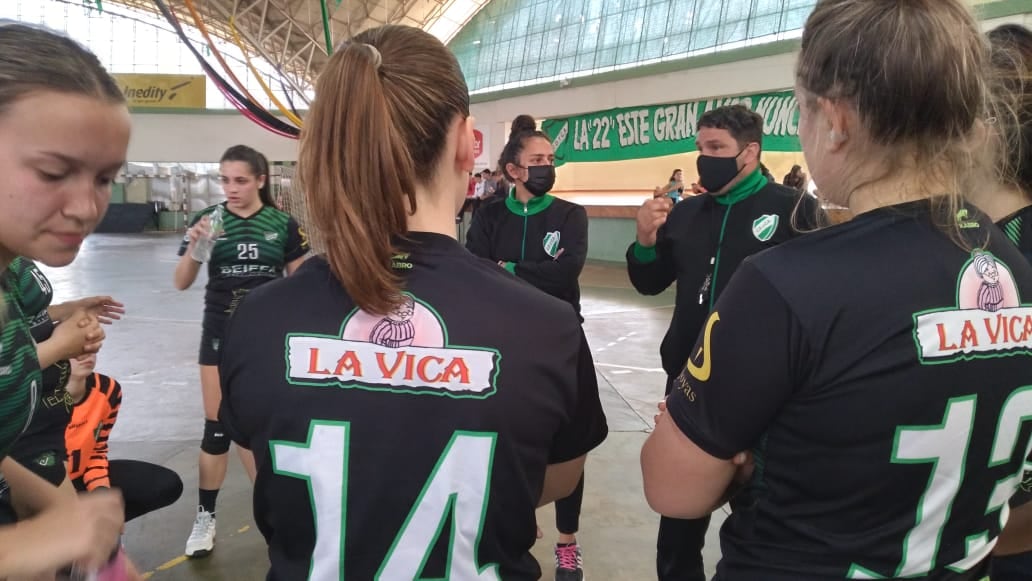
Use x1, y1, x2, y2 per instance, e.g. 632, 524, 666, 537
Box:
686, 312, 720, 382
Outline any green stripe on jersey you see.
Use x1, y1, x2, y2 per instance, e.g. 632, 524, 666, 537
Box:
0, 286, 42, 458
5, 257, 53, 323
1004, 215, 1023, 246
202, 204, 296, 287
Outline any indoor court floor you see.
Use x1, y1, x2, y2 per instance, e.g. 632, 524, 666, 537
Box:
41, 232, 727, 580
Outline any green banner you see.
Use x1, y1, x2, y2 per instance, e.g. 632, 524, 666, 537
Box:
542, 90, 802, 166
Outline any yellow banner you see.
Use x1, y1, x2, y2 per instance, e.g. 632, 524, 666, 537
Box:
112, 73, 206, 109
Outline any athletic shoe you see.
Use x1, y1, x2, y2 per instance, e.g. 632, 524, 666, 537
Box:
185, 506, 216, 558
555, 543, 584, 581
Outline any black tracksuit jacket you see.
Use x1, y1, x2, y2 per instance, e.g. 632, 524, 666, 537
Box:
627, 172, 821, 380
466, 192, 588, 321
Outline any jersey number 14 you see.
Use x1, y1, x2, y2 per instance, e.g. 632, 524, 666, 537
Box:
270, 422, 501, 580
849, 386, 1032, 578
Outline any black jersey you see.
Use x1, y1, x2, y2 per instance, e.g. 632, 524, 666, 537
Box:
466, 192, 588, 319
219, 232, 607, 581
3, 259, 71, 478
627, 169, 820, 379
998, 205, 1032, 265
177, 203, 309, 318
666, 200, 1032, 580
0, 279, 41, 460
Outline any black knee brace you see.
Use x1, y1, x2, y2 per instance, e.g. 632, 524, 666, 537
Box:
201, 419, 230, 455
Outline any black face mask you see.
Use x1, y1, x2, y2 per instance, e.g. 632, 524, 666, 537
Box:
520, 165, 556, 197
696, 149, 745, 193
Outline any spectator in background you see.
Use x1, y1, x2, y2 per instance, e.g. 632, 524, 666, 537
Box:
456, 172, 480, 224
783, 164, 808, 190
654, 169, 685, 203
491, 169, 510, 203
480, 169, 497, 200
760, 162, 775, 183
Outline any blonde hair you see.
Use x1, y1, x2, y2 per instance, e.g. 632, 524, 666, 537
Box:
988, 24, 1032, 200
297, 25, 470, 315
796, 0, 994, 246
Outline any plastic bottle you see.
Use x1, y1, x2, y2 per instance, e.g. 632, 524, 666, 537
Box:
190, 205, 224, 263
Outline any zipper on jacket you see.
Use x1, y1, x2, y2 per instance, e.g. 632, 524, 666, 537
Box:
708, 205, 733, 312
521, 203, 529, 260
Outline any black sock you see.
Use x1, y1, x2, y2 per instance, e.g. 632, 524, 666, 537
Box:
557, 542, 577, 547
199, 488, 219, 514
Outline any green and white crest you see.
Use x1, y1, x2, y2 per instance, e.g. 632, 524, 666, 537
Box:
752, 214, 779, 242
543, 231, 561, 258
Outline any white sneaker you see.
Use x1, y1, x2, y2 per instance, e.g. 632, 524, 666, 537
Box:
185, 506, 216, 558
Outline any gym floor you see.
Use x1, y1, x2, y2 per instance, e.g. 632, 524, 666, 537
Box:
44, 233, 727, 580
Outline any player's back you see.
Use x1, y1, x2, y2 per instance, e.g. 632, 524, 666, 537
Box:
219, 231, 606, 580
718, 201, 1032, 580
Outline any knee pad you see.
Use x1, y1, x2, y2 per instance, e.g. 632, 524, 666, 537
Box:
201, 420, 230, 455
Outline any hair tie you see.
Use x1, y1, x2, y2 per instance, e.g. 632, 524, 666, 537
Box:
363, 43, 383, 70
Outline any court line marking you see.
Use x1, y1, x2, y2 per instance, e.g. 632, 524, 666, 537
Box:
141, 521, 254, 578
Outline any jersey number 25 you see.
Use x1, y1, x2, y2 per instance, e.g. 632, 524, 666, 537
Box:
271, 421, 501, 580
238, 243, 259, 260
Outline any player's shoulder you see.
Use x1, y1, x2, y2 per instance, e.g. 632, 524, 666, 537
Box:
260, 204, 295, 221
757, 182, 810, 209
478, 198, 509, 218
4, 256, 27, 279
665, 193, 707, 224
451, 252, 581, 327
548, 196, 586, 215
241, 256, 326, 304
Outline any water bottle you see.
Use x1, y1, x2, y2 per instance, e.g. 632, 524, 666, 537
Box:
190, 205, 224, 263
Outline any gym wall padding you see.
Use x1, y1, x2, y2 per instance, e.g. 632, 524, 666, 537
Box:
96, 203, 157, 233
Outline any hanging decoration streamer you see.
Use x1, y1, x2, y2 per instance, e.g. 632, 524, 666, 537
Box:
150, 0, 300, 138
229, 17, 304, 127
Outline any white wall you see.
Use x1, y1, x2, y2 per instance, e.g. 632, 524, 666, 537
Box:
127, 113, 299, 163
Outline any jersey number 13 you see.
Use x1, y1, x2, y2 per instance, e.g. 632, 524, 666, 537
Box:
270, 421, 501, 580
849, 386, 1032, 578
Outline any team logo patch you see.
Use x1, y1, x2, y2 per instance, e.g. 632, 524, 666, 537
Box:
285, 294, 500, 399
914, 250, 1032, 363
35, 452, 56, 467
752, 214, 779, 242
265, 232, 279, 241
543, 231, 561, 258
212, 338, 221, 352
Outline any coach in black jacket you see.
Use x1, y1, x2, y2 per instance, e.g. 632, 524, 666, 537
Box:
627, 104, 821, 581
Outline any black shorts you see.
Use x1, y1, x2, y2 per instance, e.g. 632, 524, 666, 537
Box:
198, 314, 228, 366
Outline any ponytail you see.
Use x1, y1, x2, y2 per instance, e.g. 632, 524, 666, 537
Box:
299, 25, 469, 315
299, 40, 412, 315
257, 157, 274, 207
